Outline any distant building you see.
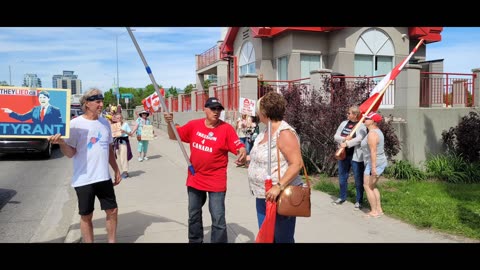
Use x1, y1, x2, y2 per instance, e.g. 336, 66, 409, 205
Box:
71, 94, 82, 105
205, 74, 217, 84
22, 73, 42, 88
52, 70, 82, 94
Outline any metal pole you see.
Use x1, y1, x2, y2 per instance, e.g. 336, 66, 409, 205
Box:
116, 35, 120, 106
126, 27, 195, 175
9, 65, 11, 86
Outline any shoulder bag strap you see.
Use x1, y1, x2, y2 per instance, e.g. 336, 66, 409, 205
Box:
276, 131, 310, 189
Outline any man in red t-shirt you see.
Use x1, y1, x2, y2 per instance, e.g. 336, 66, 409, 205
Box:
164, 97, 246, 243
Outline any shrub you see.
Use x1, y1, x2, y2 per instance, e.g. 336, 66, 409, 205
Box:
280, 76, 401, 177
441, 110, 480, 162
378, 115, 401, 162
384, 160, 426, 181
424, 154, 473, 183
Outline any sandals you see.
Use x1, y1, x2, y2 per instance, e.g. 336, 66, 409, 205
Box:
363, 212, 381, 218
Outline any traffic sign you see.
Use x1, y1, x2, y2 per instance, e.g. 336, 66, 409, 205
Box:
121, 93, 133, 99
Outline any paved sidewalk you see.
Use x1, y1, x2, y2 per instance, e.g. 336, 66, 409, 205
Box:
64, 126, 476, 243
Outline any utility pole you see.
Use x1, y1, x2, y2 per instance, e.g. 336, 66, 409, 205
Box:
116, 35, 120, 106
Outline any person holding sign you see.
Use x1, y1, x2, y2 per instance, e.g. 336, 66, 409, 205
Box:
48, 88, 122, 243
131, 110, 152, 162
113, 113, 133, 179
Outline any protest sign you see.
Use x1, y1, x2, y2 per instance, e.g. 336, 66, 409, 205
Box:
141, 125, 154, 140
0, 87, 70, 138
111, 122, 122, 137
239, 97, 256, 116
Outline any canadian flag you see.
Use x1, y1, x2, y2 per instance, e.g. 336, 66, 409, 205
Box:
142, 88, 165, 113
359, 39, 424, 116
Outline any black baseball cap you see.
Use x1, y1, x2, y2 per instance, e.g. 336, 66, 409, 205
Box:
204, 97, 224, 110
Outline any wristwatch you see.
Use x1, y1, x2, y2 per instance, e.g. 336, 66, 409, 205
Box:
276, 182, 285, 191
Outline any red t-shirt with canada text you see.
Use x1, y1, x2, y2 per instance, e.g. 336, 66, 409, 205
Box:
177, 118, 244, 192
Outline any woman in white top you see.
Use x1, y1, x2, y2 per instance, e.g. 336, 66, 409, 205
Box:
247, 91, 303, 243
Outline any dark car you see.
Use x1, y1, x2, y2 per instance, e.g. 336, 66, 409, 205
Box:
0, 137, 52, 158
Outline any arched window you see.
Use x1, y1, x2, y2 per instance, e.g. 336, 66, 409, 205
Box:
239, 41, 255, 76
354, 28, 394, 77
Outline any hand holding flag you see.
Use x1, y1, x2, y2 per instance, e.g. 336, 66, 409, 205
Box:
335, 39, 424, 159
127, 27, 195, 175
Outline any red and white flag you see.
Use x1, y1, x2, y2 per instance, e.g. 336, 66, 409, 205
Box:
359, 39, 424, 116
142, 88, 165, 113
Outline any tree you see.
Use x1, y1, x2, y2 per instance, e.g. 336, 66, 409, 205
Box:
203, 79, 211, 92
144, 83, 161, 97
184, 84, 195, 95
166, 86, 178, 98
103, 89, 116, 107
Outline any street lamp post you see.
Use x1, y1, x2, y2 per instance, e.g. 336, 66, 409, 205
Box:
8, 60, 24, 86
115, 35, 120, 106
96, 28, 134, 106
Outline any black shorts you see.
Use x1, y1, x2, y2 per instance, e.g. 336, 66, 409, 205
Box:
74, 179, 118, 215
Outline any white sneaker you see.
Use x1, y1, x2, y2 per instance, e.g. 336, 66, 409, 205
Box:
143, 156, 149, 161
332, 198, 345, 205
138, 157, 143, 162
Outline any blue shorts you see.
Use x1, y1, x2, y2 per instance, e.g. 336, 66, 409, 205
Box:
364, 162, 387, 176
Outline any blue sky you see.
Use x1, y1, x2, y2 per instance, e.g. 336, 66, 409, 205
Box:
0, 27, 223, 92
426, 27, 480, 74
0, 27, 478, 92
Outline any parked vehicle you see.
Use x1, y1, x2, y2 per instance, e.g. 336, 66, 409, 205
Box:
71, 108, 84, 119
0, 137, 52, 158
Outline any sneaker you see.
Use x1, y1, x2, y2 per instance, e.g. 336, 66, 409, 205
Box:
332, 198, 345, 205
143, 156, 149, 161
354, 202, 362, 209
138, 157, 143, 162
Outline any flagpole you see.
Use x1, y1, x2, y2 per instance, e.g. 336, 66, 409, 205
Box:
126, 27, 195, 175
335, 39, 424, 159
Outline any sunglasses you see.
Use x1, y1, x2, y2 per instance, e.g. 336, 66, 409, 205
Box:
209, 107, 223, 112
86, 94, 104, 101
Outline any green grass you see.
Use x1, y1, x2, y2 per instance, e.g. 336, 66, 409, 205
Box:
313, 178, 480, 240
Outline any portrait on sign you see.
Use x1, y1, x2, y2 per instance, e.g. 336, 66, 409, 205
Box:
0, 87, 70, 138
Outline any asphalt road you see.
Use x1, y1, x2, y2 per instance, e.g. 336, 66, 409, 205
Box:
0, 147, 77, 243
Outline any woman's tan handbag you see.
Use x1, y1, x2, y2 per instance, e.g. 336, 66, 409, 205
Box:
276, 139, 311, 217
334, 147, 346, 160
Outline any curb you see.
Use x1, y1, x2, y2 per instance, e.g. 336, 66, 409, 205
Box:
64, 205, 81, 243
